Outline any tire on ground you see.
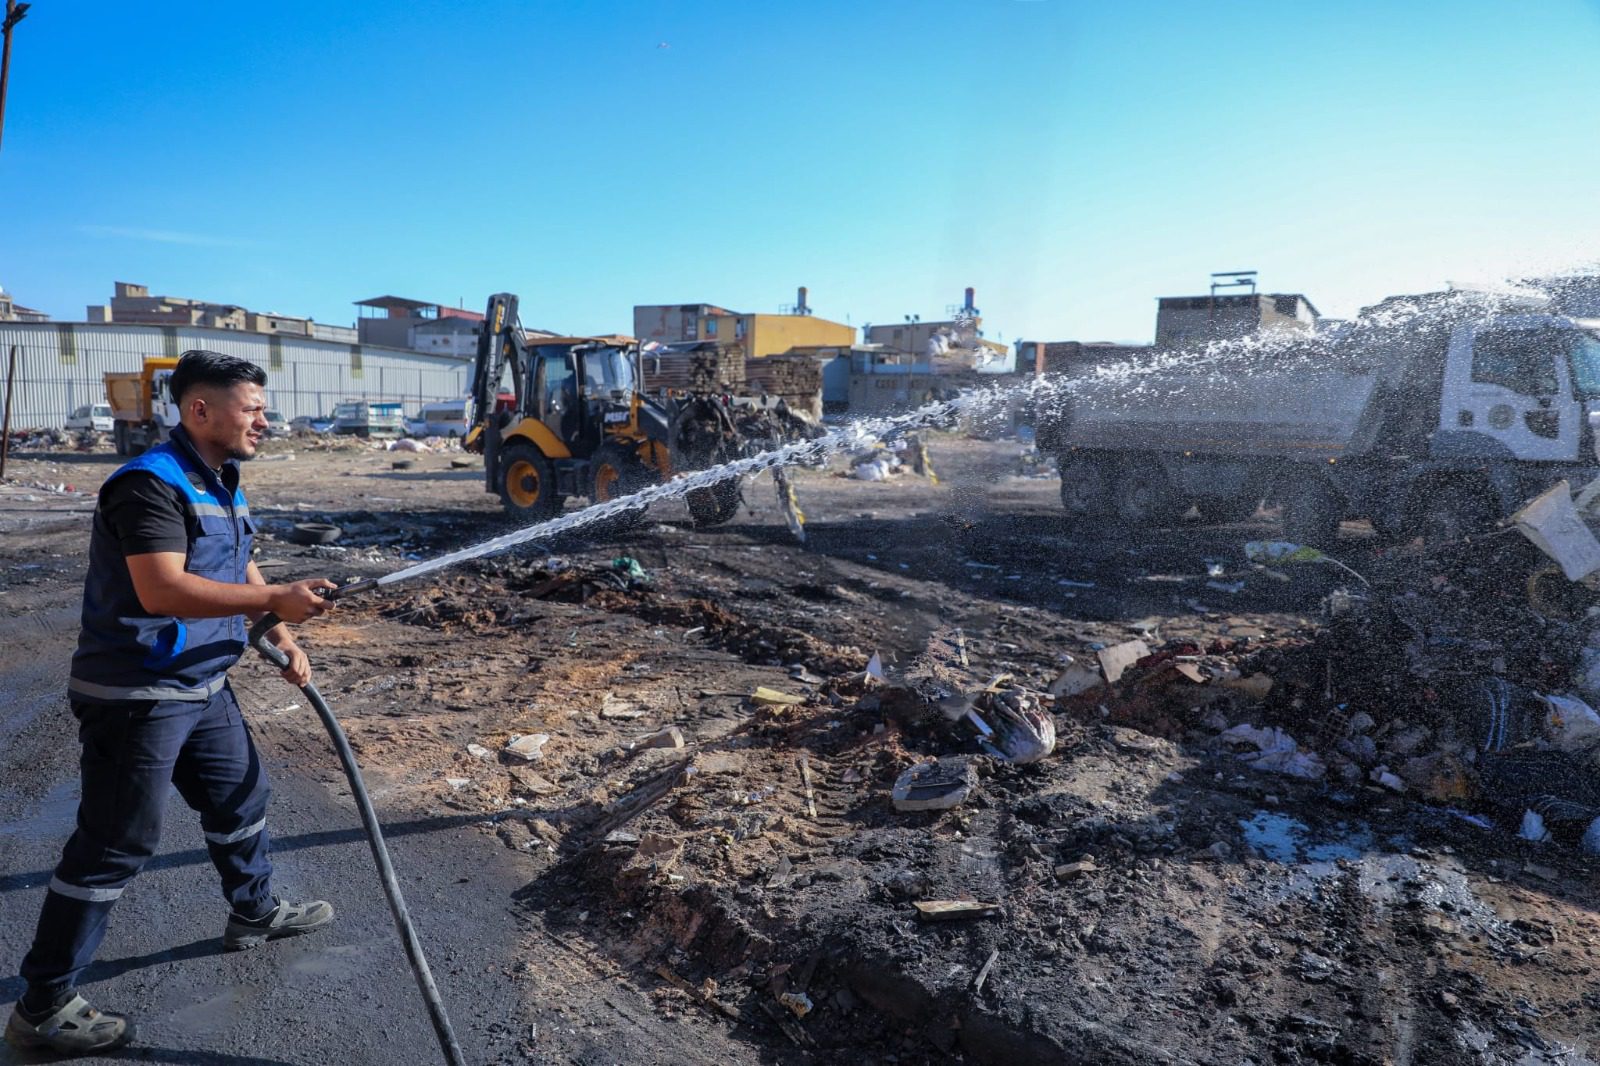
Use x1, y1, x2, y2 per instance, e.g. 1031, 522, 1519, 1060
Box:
1111, 460, 1182, 528
1407, 479, 1496, 547
1196, 495, 1261, 524
1057, 453, 1112, 518
498, 440, 563, 521
1281, 477, 1341, 548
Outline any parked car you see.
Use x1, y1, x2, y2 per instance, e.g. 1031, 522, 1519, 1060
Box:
66, 403, 114, 433
407, 399, 469, 438
263, 410, 289, 437
332, 400, 405, 438
291, 415, 334, 434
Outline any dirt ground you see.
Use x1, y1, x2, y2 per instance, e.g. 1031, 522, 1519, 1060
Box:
3, 432, 1599, 1065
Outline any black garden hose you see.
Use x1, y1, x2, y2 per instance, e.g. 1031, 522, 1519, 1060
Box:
248, 580, 466, 1066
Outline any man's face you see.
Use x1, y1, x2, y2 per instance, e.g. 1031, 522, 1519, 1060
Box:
185, 382, 268, 462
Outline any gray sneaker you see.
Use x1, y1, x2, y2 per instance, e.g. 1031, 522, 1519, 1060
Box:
223, 897, 335, 950
4, 994, 133, 1054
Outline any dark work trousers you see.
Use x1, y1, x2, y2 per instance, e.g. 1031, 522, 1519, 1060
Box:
19, 682, 276, 1000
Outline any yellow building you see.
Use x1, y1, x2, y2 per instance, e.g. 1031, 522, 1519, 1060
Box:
700, 311, 855, 358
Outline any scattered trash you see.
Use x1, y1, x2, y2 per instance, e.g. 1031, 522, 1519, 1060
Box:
1244, 540, 1368, 585
1520, 809, 1553, 843
891, 758, 974, 812
1048, 659, 1103, 698
634, 726, 685, 751
1097, 639, 1151, 684
1512, 480, 1600, 581
505, 733, 551, 761
611, 557, 650, 584
1054, 859, 1098, 880
1218, 724, 1326, 780
777, 992, 814, 1019
751, 686, 805, 707
466, 743, 493, 760
912, 899, 1001, 921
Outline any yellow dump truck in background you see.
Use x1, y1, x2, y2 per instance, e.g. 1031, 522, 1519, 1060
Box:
104, 356, 179, 456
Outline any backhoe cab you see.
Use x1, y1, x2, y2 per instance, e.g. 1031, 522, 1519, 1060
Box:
466, 293, 815, 530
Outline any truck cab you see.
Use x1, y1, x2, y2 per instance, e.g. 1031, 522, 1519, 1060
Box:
1435, 314, 1600, 464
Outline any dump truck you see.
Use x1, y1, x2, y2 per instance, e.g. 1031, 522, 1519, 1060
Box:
465, 293, 819, 527
104, 356, 179, 456
1034, 294, 1600, 546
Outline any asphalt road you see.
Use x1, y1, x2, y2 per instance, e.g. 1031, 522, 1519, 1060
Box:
0, 590, 536, 1066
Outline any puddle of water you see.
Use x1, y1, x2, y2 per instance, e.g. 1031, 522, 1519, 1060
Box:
1240, 810, 1512, 941
1239, 811, 1372, 864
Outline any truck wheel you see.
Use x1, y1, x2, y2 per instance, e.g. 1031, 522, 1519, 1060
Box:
1112, 462, 1180, 527
1411, 488, 1496, 547
1057, 454, 1111, 517
113, 422, 128, 457
1196, 496, 1261, 524
687, 477, 743, 528
498, 442, 563, 521
588, 441, 653, 532
1281, 479, 1340, 548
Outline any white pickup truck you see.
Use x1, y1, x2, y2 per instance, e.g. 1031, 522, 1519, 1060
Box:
1034, 295, 1600, 545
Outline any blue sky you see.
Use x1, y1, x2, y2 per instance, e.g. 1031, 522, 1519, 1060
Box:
5, 0, 1600, 344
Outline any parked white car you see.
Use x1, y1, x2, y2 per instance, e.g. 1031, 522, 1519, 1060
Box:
408, 400, 469, 439
66, 403, 114, 433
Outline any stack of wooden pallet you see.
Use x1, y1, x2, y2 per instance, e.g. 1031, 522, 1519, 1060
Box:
645, 345, 746, 392
746, 353, 823, 418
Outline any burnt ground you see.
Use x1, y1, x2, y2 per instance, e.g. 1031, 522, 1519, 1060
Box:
2, 434, 1599, 1065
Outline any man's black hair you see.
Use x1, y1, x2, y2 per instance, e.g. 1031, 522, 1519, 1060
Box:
169, 349, 267, 405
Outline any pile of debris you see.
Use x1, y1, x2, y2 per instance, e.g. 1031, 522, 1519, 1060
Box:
1051, 530, 1600, 858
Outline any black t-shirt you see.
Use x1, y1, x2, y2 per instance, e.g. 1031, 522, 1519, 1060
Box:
98, 462, 240, 557
99, 473, 190, 556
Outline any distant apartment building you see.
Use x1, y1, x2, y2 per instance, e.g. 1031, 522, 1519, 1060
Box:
0, 286, 49, 322
408, 316, 482, 358
1154, 292, 1318, 349
633, 303, 737, 345
354, 295, 485, 350
86, 281, 346, 339
88, 281, 249, 330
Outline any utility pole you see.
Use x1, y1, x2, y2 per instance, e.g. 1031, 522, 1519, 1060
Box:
0, 1, 31, 158
1, 345, 18, 480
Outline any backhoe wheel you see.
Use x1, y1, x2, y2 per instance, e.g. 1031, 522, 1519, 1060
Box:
498, 442, 562, 521
588, 441, 653, 532
687, 476, 743, 528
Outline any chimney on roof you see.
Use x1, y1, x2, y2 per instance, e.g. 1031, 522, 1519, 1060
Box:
796, 286, 810, 316
964, 287, 976, 313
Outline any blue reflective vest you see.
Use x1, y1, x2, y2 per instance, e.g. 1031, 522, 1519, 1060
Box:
69, 426, 255, 704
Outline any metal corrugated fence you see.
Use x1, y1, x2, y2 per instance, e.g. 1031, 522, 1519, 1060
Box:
0, 322, 471, 428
